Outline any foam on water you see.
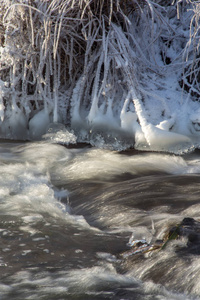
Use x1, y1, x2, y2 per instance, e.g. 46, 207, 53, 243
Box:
48, 147, 200, 183
0, 141, 199, 222
0, 141, 199, 299
0, 144, 100, 233
0, 264, 196, 300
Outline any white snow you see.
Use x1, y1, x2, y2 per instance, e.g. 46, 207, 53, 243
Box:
0, 1, 200, 152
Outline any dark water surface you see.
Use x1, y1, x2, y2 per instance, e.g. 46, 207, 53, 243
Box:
0, 141, 199, 299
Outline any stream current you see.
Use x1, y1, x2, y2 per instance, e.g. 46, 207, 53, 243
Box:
0, 140, 200, 299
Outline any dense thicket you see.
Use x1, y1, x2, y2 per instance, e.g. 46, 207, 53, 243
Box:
0, 0, 199, 142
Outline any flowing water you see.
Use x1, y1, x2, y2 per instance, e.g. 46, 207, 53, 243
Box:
0, 140, 200, 299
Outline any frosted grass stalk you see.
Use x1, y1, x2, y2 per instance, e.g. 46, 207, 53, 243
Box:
0, 0, 199, 151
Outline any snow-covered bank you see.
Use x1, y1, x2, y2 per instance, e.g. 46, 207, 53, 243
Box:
0, 0, 200, 153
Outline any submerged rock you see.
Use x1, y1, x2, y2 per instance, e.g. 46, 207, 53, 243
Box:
121, 217, 200, 258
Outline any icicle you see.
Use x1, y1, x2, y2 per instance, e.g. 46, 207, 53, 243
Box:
87, 50, 104, 124
71, 75, 86, 124
120, 92, 138, 133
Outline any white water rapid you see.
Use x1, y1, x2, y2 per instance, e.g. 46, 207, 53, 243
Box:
1, 1, 200, 299
0, 141, 199, 299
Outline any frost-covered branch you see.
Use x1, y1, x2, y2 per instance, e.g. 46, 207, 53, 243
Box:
0, 0, 200, 152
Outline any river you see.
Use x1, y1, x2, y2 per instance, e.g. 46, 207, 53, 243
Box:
0, 140, 199, 299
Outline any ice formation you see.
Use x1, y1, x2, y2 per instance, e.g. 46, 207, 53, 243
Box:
0, 0, 200, 153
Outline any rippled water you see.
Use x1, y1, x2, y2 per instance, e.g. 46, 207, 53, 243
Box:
0, 140, 200, 299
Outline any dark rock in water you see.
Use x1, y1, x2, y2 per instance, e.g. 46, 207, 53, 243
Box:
120, 217, 200, 258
